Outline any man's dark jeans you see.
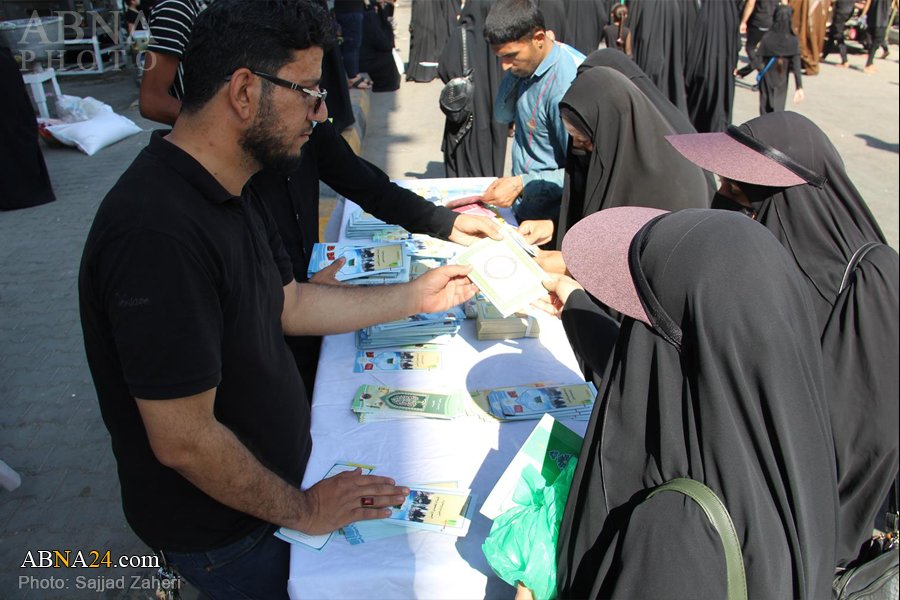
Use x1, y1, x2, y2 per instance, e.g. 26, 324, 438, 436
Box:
336, 11, 364, 79
162, 523, 290, 600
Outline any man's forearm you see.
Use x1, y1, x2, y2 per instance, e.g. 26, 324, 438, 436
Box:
741, 0, 756, 24
283, 281, 418, 336
170, 419, 311, 532
139, 90, 181, 126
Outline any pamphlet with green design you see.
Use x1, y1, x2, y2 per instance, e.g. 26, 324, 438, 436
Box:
480, 414, 584, 520
455, 236, 549, 318
352, 384, 463, 420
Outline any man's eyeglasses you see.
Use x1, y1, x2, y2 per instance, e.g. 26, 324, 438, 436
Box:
224, 70, 328, 114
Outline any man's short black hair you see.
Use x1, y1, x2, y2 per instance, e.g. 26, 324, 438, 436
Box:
181, 0, 334, 114
483, 0, 545, 45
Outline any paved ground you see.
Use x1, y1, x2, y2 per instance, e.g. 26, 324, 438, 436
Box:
1, 5, 897, 598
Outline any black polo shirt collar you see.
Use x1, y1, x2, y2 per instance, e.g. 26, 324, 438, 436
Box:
146, 130, 239, 205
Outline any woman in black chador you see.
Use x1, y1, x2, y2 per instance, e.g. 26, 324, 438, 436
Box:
627, 0, 688, 114
406, 0, 461, 82
551, 208, 839, 600
359, 2, 401, 92
683, 0, 740, 133
438, 0, 508, 177
1, 46, 56, 211
669, 111, 899, 568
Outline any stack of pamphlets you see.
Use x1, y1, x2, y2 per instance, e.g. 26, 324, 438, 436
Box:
356, 306, 465, 349
480, 415, 584, 520
340, 481, 462, 545
455, 230, 548, 318
345, 207, 406, 239
373, 232, 462, 260
354, 349, 443, 372
474, 300, 541, 341
351, 384, 468, 423
307, 242, 410, 285
468, 383, 597, 421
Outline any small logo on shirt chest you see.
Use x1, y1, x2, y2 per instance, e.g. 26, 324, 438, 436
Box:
114, 293, 150, 308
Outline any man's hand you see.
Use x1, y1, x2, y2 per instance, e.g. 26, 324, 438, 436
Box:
300, 469, 409, 535
410, 265, 477, 314
448, 214, 504, 246
309, 256, 349, 286
740, 21, 748, 34
517, 220, 555, 246
534, 249, 567, 275
793, 88, 805, 104
481, 176, 524, 209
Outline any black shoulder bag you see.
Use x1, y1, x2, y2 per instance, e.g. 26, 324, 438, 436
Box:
439, 26, 474, 138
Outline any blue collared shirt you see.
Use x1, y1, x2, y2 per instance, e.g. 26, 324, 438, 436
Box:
494, 41, 584, 220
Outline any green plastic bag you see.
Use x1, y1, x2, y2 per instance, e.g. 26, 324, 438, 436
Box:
482, 458, 578, 600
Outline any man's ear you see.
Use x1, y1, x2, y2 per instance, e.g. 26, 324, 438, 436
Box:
532, 29, 547, 45
226, 68, 257, 123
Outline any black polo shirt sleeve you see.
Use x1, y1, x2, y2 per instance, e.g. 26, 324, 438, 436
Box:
255, 193, 296, 286
98, 229, 223, 400
315, 121, 457, 239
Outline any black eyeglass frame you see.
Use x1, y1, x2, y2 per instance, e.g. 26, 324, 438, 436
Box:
223, 70, 327, 114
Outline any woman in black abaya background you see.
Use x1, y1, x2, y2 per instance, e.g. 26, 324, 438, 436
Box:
627, 0, 688, 114
537, 0, 569, 42
1, 46, 56, 211
407, 0, 461, 82
550, 208, 839, 600
668, 111, 899, 568
438, 0, 508, 177
683, 0, 740, 133
360, 1, 401, 92
564, 0, 609, 55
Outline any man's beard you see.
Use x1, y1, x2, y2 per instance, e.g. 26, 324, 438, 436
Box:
238, 90, 304, 175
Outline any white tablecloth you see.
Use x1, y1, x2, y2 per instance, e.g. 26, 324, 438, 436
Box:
289, 179, 588, 600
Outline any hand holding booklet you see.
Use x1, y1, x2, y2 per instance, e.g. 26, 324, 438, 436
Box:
455, 234, 550, 318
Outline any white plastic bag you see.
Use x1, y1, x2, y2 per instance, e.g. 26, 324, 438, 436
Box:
54, 94, 113, 122
47, 112, 142, 156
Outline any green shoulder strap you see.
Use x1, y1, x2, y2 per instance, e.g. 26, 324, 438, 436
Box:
647, 478, 748, 600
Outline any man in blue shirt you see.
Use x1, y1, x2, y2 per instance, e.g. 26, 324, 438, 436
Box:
481, 0, 583, 237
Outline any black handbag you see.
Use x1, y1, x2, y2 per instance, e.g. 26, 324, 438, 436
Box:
833, 477, 899, 600
439, 26, 474, 129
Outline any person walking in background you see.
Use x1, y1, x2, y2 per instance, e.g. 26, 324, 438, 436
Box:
334, 0, 372, 89
737, 0, 779, 78
756, 3, 804, 113
861, 0, 892, 73
790, 0, 828, 75
602, 3, 632, 55
683, 0, 741, 133
821, 0, 855, 67
480, 0, 585, 226
438, 0, 509, 178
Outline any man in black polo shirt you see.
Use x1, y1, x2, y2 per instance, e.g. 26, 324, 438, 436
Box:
737, 0, 780, 78
79, 1, 476, 597
140, 0, 500, 398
